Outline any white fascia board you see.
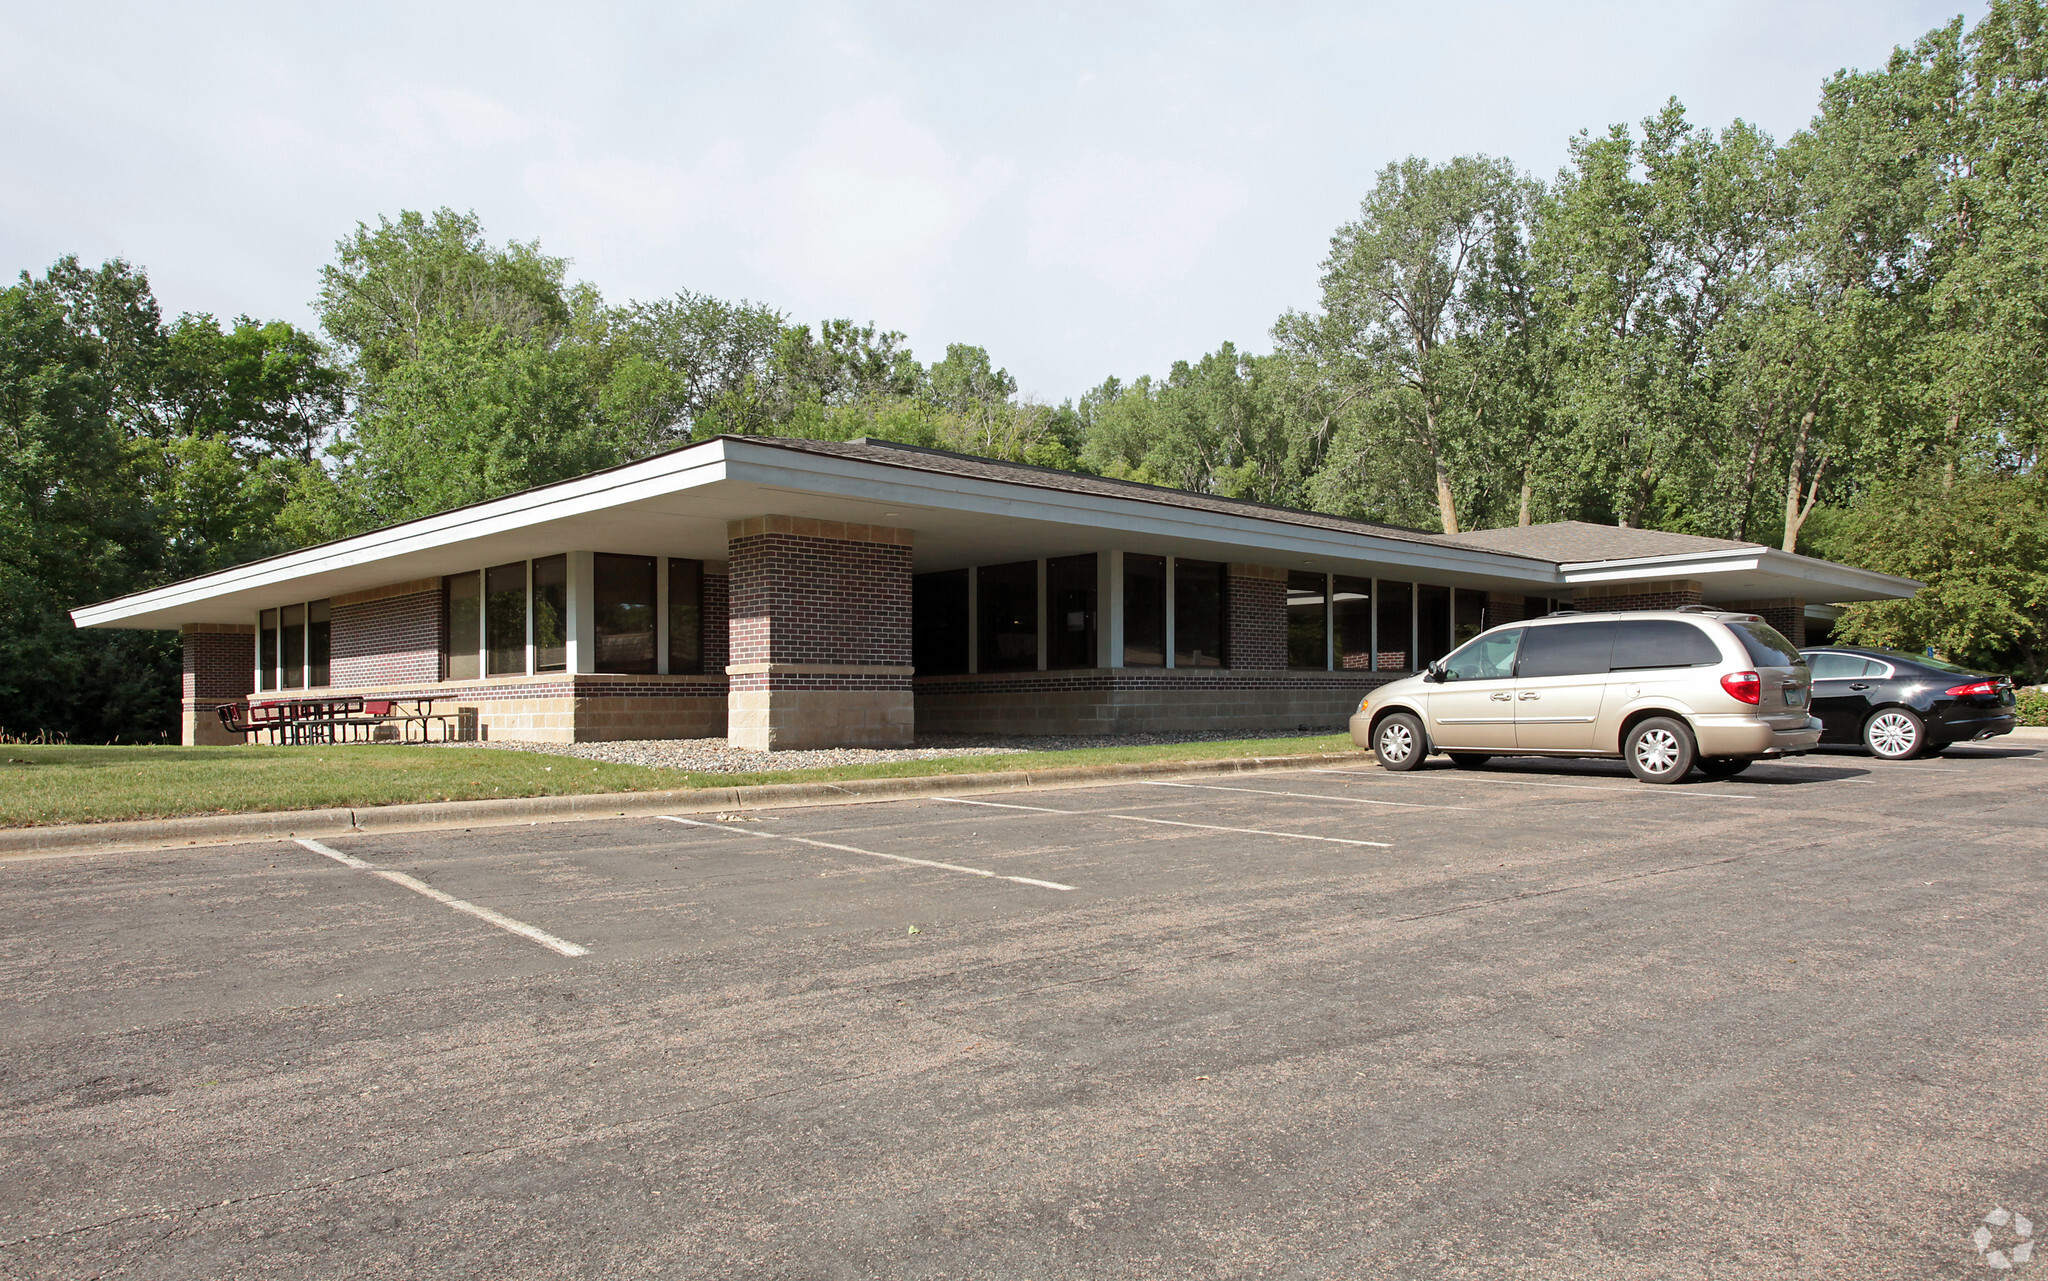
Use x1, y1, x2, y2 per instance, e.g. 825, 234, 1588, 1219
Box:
72, 445, 730, 627
721, 445, 1566, 584
1557, 546, 1920, 599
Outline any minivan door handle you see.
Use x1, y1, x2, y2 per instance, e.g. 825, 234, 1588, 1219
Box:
1518, 691, 1540, 700
1489, 691, 1511, 701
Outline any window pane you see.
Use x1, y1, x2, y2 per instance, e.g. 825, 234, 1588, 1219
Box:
1123, 555, 1166, 667
445, 573, 481, 681
666, 558, 702, 675
1376, 581, 1412, 671
258, 608, 278, 691
1516, 620, 1618, 678
1417, 584, 1451, 669
1173, 559, 1225, 668
1333, 576, 1372, 670
486, 562, 528, 676
913, 569, 970, 676
1730, 621, 1803, 669
1287, 571, 1326, 669
279, 604, 305, 689
1047, 554, 1098, 670
1805, 651, 1861, 680
1610, 620, 1722, 670
978, 561, 1039, 673
1453, 590, 1486, 647
307, 600, 331, 687
1443, 628, 1523, 682
594, 553, 657, 674
526, 555, 567, 673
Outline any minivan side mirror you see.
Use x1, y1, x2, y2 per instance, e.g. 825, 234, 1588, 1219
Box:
1423, 661, 1446, 683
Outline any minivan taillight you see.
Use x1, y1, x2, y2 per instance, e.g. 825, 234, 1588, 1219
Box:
1720, 670, 1762, 704
1945, 680, 2001, 697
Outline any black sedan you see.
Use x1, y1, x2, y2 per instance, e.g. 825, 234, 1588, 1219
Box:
1799, 645, 2017, 759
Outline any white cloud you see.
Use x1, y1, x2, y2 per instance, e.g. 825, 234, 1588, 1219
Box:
1025, 153, 1250, 293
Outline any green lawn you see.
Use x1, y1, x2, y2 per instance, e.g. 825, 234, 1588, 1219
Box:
0, 735, 1358, 828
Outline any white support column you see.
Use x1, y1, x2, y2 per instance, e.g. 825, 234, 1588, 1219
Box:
1098, 551, 1121, 669
1163, 555, 1177, 669
1036, 558, 1048, 672
655, 556, 670, 675
966, 566, 979, 675
566, 551, 596, 675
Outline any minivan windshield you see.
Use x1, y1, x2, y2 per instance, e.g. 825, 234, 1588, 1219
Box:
1730, 621, 1804, 669
1439, 628, 1523, 681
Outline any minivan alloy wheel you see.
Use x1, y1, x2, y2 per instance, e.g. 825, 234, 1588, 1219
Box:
1377, 721, 1415, 763
1633, 727, 1683, 774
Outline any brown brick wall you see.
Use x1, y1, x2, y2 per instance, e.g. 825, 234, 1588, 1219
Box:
333, 587, 444, 686
702, 572, 729, 674
1721, 598, 1807, 647
1485, 592, 1527, 625
1574, 579, 1704, 612
726, 523, 912, 668
181, 624, 255, 701
1227, 565, 1287, 670
917, 667, 1391, 736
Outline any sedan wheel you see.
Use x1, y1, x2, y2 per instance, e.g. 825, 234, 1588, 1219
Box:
1624, 716, 1696, 784
1374, 712, 1427, 772
1864, 708, 1925, 760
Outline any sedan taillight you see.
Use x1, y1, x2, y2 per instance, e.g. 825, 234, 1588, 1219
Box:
1945, 679, 2003, 696
1720, 670, 1762, 705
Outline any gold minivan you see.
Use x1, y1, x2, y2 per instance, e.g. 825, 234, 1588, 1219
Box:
1348, 610, 1820, 783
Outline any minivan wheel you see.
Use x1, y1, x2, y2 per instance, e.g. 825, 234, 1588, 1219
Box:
1864, 708, 1925, 760
1624, 716, 1697, 784
1697, 756, 1751, 779
1447, 753, 1491, 770
1374, 713, 1428, 772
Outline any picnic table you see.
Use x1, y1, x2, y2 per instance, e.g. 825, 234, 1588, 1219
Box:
216, 697, 458, 744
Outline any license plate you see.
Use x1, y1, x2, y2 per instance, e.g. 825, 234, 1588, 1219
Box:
1784, 687, 1806, 706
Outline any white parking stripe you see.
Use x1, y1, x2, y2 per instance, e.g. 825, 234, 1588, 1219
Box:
937, 796, 1392, 848
656, 815, 1074, 891
1305, 769, 1759, 801
295, 839, 590, 957
1138, 780, 1474, 811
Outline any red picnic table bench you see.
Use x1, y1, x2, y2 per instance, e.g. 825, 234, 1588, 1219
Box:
216, 697, 457, 744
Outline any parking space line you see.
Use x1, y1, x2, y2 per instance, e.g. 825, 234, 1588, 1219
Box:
1305, 769, 1760, 800
656, 815, 1075, 891
1138, 780, 1475, 811
295, 839, 591, 957
937, 796, 1392, 848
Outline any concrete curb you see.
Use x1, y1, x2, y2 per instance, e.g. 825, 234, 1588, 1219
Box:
0, 751, 1371, 860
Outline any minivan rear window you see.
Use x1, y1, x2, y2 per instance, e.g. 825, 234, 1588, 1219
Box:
1730, 622, 1804, 669
1610, 620, 1723, 670
1516, 620, 1617, 679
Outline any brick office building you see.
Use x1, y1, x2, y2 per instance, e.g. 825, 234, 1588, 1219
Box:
72, 436, 1919, 749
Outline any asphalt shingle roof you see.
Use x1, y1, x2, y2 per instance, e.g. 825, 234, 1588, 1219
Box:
1435, 520, 1760, 562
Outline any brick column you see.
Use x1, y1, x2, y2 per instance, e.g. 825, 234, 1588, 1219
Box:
181, 624, 255, 745
726, 516, 914, 750
1226, 563, 1287, 669
1573, 579, 1704, 612
331, 579, 444, 685
1721, 598, 1807, 647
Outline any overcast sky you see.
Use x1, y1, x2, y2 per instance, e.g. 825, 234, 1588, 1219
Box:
0, 1, 1975, 402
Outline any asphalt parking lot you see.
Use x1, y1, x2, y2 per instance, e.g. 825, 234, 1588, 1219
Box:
4, 743, 2046, 1279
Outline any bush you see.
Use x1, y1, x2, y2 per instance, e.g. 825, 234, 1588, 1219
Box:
2017, 688, 2048, 728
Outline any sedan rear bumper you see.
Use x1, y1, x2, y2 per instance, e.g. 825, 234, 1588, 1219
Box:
1932, 710, 2016, 743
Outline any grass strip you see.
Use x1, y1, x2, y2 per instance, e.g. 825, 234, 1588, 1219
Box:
0, 735, 1358, 828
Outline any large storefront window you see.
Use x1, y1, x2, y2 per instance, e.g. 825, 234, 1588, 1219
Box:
1123, 555, 1166, 667
1417, 583, 1451, 669
667, 558, 703, 675
1376, 580, 1412, 671
1047, 554, 1098, 670
533, 555, 568, 673
485, 562, 528, 676
1287, 571, 1327, 669
595, 553, 657, 674
913, 570, 970, 676
280, 604, 305, 688
1333, 576, 1372, 670
1173, 559, 1226, 667
1453, 589, 1487, 648
446, 572, 482, 680
978, 561, 1039, 673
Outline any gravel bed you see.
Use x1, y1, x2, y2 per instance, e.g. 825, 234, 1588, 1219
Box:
429, 728, 1345, 775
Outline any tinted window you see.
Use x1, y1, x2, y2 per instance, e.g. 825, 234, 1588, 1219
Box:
1048, 554, 1098, 670
1442, 628, 1522, 682
1516, 620, 1617, 678
1333, 576, 1372, 670
1871, 647, 1974, 675
1610, 620, 1722, 670
594, 553, 657, 674
1125, 555, 1166, 667
912, 569, 970, 676
445, 572, 481, 681
258, 607, 278, 691
978, 560, 1038, 673
1806, 651, 1865, 680
486, 561, 528, 676
666, 557, 701, 675
533, 555, 568, 673
1416, 583, 1451, 668
1286, 571, 1325, 669
307, 600, 330, 687
1173, 559, 1225, 668
1730, 621, 1802, 669
281, 603, 305, 689
1377, 580, 1411, 670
